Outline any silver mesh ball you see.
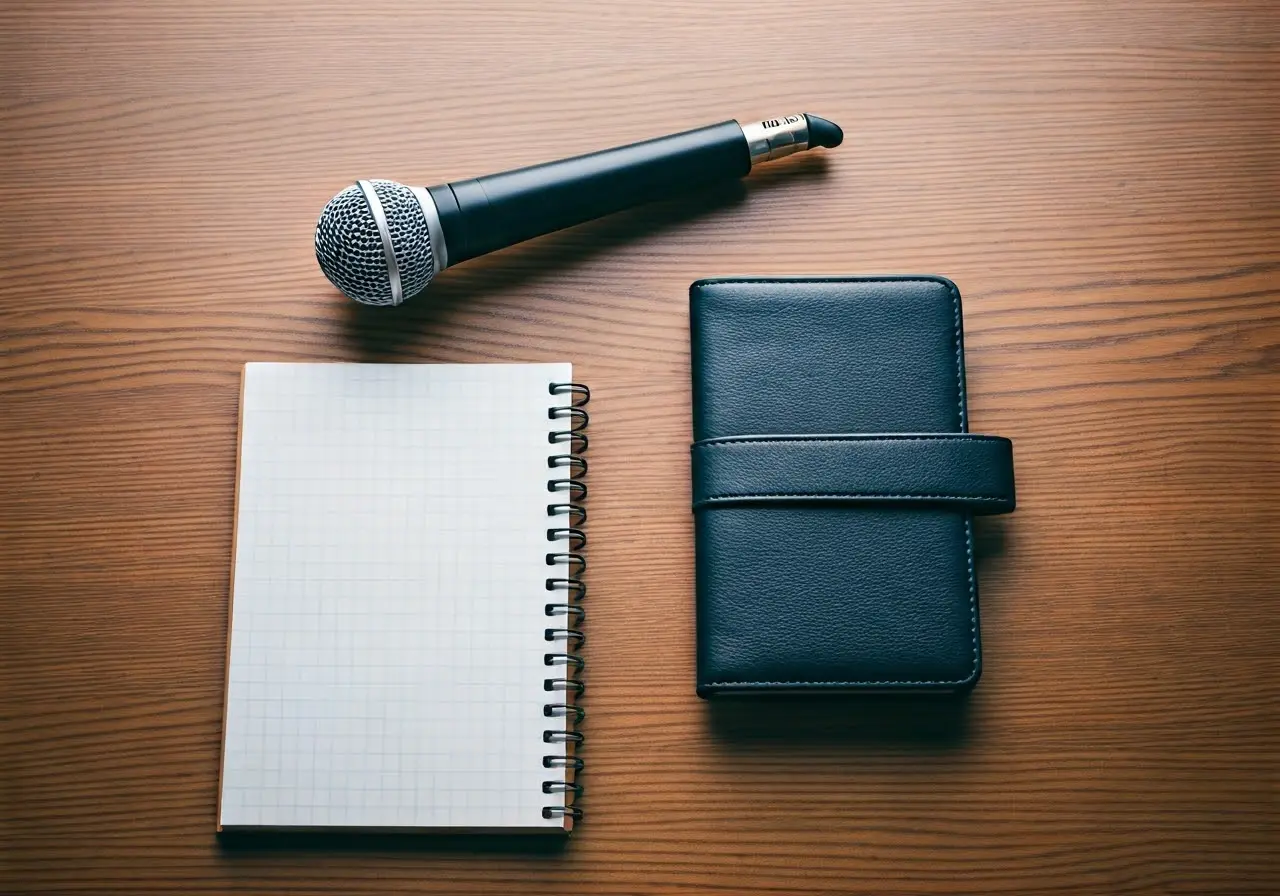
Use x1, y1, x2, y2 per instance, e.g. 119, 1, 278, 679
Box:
314, 180, 436, 306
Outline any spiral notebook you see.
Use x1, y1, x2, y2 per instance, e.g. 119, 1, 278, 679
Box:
217, 363, 587, 833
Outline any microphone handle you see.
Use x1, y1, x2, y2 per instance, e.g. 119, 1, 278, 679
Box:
426, 121, 750, 267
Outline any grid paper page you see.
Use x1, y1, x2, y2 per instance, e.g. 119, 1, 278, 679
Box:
219, 362, 571, 831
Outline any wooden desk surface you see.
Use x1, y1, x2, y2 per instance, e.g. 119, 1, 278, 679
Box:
3, 1, 1277, 893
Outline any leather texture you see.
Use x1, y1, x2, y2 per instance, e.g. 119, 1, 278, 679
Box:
692, 433, 1015, 513
690, 276, 1015, 696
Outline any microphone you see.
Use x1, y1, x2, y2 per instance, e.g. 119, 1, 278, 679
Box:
314, 113, 843, 306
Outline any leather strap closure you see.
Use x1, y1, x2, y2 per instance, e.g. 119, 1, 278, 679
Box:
692, 434, 1015, 514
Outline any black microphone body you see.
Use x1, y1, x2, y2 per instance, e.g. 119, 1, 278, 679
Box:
315, 113, 842, 306
429, 121, 750, 267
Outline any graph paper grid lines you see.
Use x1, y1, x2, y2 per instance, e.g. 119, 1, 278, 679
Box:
218, 362, 570, 830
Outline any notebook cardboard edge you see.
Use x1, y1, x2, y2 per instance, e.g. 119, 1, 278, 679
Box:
217, 823, 568, 836
215, 363, 249, 833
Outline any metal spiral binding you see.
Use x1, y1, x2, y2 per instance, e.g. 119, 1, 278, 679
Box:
543, 381, 588, 823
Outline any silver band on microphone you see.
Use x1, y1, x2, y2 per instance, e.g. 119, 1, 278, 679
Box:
356, 179, 404, 305
409, 186, 448, 275
739, 114, 810, 166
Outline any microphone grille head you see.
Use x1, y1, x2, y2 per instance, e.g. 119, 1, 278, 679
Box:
314, 180, 436, 306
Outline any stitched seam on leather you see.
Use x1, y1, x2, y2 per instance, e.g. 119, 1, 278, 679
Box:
703, 681, 957, 687
699, 494, 1007, 501
694, 277, 950, 288
952, 278, 980, 688
694, 437, 1011, 500
696, 435, 1001, 446
703, 277, 981, 689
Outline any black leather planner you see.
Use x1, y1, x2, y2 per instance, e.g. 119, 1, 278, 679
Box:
690, 276, 1016, 696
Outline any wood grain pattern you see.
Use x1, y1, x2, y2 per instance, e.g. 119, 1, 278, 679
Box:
2, 0, 1277, 893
